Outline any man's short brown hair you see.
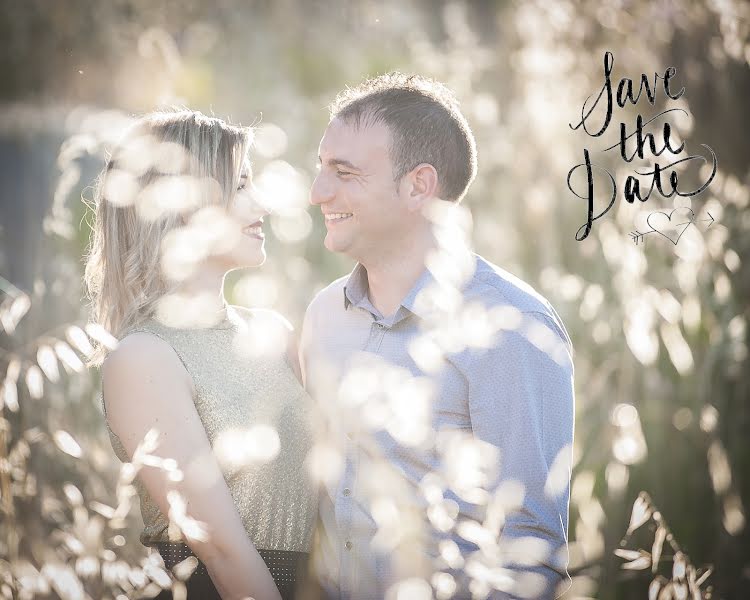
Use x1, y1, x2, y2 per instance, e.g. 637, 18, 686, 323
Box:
329, 72, 477, 203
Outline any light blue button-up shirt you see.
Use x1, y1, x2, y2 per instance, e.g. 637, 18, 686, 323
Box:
300, 254, 575, 600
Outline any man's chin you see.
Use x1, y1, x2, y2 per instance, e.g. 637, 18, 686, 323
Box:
324, 233, 350, 255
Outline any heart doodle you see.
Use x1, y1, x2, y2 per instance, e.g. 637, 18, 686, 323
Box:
646, 207, 696, 245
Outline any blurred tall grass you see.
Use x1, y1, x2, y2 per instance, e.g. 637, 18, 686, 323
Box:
0, 1, 748, 598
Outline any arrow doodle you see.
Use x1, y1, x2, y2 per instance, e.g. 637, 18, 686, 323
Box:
630, 210, 714, 246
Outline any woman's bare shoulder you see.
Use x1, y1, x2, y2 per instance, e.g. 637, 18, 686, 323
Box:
104, 331, 179, 367
102, 331, 192, 401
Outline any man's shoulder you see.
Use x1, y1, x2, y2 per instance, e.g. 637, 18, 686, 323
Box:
465, 254, 573, 355
467, 254, 555, 316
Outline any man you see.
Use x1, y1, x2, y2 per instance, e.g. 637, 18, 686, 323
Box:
299, 72, 575, 600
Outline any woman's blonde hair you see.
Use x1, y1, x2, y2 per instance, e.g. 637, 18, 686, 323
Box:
83, 109, 252, 366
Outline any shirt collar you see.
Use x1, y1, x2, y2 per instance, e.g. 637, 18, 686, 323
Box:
343, 262, 437, 322
397, 265, 436, 320
343, 263, 369, 311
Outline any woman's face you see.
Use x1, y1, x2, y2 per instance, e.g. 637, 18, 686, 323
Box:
209, 163, 270, 271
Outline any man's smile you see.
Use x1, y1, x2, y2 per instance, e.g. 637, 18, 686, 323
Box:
324, 212, 354, 224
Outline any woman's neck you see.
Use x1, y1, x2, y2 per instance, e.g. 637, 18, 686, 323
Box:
173, 264, 229, 319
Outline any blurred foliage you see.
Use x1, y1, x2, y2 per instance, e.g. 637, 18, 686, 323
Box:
0, 0, 749, 598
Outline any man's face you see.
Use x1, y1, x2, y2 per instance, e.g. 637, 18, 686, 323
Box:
310, 117, 411, 262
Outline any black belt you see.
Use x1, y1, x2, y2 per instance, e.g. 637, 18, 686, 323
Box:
153, 541, 310, 600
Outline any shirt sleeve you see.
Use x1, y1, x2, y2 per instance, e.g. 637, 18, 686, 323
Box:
466, 311, 575, 600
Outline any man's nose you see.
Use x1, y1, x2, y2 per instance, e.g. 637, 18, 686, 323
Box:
310, 172, 334, 206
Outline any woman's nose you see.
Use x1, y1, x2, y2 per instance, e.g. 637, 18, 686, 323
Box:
248, 185, 273, 215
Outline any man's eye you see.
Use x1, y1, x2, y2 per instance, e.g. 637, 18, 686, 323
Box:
336, 170, 351, 177
237, 183, 246, 191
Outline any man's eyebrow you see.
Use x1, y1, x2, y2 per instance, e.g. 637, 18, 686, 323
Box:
318, 155, 360, 171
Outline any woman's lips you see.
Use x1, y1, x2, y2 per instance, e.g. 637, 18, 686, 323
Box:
242, 220, 264, 239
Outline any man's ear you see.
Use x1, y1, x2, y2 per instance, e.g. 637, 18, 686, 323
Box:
405, 163, 439, 212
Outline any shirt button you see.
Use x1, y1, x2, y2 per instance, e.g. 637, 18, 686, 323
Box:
345, 541, 353, 550
343, 487, 351, 496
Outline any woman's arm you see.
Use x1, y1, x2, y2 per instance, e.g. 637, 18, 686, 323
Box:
102, 332, 282, 600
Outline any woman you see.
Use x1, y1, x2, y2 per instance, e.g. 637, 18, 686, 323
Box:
84, 109, 317, 600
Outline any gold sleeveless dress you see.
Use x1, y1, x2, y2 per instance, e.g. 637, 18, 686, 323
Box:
100, 305, 317, 554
